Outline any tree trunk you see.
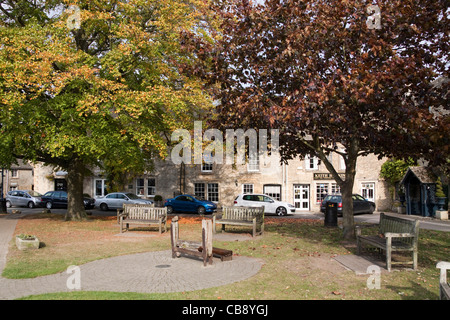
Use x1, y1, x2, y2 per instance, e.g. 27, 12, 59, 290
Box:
340, 142, 359, 240
65, 158, 87, 221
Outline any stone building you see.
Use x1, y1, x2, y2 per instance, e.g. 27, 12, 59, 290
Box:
1, 160, 34, 196
32, 151, 390, 213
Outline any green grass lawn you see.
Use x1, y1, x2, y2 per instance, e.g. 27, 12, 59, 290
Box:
3, 214, 449, 300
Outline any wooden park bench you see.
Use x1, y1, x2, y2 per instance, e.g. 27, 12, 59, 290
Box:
170, 216, 233, 266
436, 261, 450, 300
356, 213, 420, 272
117, 204, 167, 234
212, 206, 264, 237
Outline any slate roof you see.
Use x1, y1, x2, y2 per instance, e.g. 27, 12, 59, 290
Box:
401, 166, 435, 185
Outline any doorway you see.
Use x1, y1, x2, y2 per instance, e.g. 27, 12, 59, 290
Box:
294, 184, 310, 211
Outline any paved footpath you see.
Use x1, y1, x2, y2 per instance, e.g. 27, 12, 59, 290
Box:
0, 214, 262, 300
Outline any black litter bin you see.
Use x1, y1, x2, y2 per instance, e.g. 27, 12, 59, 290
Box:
324, 201, 338, 227
0, 198, 7, 214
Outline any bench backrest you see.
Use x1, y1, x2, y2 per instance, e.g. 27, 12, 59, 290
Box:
379, 213, 419, 244
221, 206, 264, 222
123, 204, 167, 220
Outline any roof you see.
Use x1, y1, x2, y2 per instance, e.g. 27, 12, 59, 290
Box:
10, 159, 33, 170
401, 166, 436, 185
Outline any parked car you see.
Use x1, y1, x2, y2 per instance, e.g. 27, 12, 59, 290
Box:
83, 194, 96, 210
234, 194, 295, 216
41, 191, 98, 209
164, 194, 217, 214
6, 190, 43, 208
95, 192, 153, 211
320, 194, 375, 215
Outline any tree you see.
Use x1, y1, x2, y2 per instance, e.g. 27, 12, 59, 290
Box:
380, 158, 416, 199
0, 0, 215, 220
183, 0, 449, 239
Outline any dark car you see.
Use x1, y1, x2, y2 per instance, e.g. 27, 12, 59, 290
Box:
83, 194, 96, 210
42, 191, 96, 210
164, 194, 217, 214
320, 194, 375, 215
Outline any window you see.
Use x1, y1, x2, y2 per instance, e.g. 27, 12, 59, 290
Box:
305, 155, 319, 170
147, 178, 156, 196
207, 183, 219, 202
11, 169, 18, 178
242, 183, 253, 194
136, 178, 145, 196
194, 183, 205, 199
202, 152, 213, 172
264, 184, 281, 201
195, 182, 219, 202
202, 163, 213, 172
247, 154, 260, 172
95, 179, 107, 197
316, 183, 329, 203
331, 183, 341, 194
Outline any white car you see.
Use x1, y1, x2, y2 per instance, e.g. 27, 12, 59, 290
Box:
234, 194, 295, 216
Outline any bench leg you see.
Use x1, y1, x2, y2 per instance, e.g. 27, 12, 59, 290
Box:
413, 250, 418, 270
222, 224, 225, 233
386, 238, 392, 272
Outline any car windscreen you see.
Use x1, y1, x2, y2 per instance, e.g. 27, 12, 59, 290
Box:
126, 193, 140, 200
28, 191, 42, 197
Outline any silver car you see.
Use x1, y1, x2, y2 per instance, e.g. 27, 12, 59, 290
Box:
95, 192, 153, 211
6, 190, 43, 208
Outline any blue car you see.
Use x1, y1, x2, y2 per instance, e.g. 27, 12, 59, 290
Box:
164, 194, 217, 215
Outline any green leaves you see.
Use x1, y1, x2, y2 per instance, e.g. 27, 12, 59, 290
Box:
0, 1, 216, 218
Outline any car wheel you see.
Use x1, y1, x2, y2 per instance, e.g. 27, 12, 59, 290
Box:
27, 201, 35, 209
197, 206, 206, 215
276, 206, 287, 216
46, 202, 52, 209
100, 203, 108, 211
166, 206, 173, 214
368, 205, 375, 214
5, 201, 11, 208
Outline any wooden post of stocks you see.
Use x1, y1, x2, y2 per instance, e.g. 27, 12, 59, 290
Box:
170, 216, 180, 258
202, 219, 213, 266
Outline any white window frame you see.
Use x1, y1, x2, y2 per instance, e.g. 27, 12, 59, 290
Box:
207, 183, 219, 202
147, 178, 156, 196
136, 178, 145, 196
247, 154, 260, 172
316, 183, 329, 204
194, 183, 205, 199
242, 183, 254, 194
201, 162, 213, 172
94, 179, 107, 197
305, 155, 319, 170
263, 184, 281, 201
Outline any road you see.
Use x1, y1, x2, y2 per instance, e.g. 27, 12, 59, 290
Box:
3, 207, 450, 232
